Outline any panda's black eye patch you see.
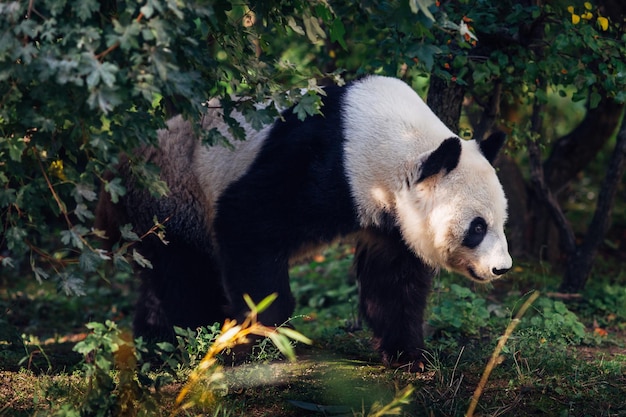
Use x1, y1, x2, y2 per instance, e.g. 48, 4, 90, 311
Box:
463, 217, 487, 249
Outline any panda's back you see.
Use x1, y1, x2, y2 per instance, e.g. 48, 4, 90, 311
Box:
211, 85, 360, 255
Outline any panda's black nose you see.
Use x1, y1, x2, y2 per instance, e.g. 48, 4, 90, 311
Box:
492, 267, 511, 276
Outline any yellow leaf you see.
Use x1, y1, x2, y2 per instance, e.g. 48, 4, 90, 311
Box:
567, 6, 574, 14
49, 160, 67, 180
597, 16, 609, 31
572, 14, 580, 24
584, 2, 592, 10
582, 11, 593, 20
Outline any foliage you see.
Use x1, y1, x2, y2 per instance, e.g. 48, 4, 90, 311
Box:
1, 0, 625, 413
291, 247, 357, 307
580, 282, 626, 327
2, 0, 620, 298
524, 297, 587, 345
290, 245, 360, 338
435, 0, 626, 106
154, 323, 222, 377
2, 244, 626, 416
0, 0, 351, 292
48, 294, 311, 416
173, 293, 312, 413
71, 320, 162, 416
428, 282, 494, 338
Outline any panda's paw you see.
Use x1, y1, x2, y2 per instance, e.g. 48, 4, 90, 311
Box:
382, 351, 427, 373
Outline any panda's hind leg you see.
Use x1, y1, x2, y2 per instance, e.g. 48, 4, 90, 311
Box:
132, 237, 227, 341
353, 228, 435, 372
218, 250, 296, 328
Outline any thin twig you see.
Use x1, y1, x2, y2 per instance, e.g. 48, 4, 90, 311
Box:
33, 146, 98, 254
466, 290, 540, 417
526, 97, 577, 254
95, 12, 144, 61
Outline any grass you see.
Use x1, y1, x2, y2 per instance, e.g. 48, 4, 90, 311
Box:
1, 246, 625, 416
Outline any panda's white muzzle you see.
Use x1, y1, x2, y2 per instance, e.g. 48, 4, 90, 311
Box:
464, 232, 512, 282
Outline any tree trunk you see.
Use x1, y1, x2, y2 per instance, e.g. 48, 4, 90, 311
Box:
426, 76, 465, 133
527, 100, 624, 260
560, 114, 626, 292
527, 89, 578, 257
545, 99, 625, 194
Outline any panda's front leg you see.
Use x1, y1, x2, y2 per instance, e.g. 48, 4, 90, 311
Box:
354, 228, 435, 372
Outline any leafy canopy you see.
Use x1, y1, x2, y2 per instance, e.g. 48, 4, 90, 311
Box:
1, 0, 623, 292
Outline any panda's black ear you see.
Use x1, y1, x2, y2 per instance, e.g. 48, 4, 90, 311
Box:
417, 137, 462, 182
479, 131, 506, 165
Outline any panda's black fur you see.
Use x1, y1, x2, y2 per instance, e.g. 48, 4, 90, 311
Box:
96, 76, 510, 370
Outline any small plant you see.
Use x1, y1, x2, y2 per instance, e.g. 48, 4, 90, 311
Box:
62, 294, 312, 416
581, 283, 626, 328
154, 323, 222, 377
71, 320, 162, 416
525, 296, 587, 345
248, 316, 305, 363
466, 290, 540, 417
428, 282, 492, 338
174, 293, 312, 413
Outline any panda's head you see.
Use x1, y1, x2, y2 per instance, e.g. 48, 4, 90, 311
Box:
394, 132, 512, 282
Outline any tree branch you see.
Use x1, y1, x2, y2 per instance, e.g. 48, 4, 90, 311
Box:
526, 96, 577, 255
561, 113, 626, 291
583, 117, 626, 253
544, 99, 624, 195
474, 80, 502, 140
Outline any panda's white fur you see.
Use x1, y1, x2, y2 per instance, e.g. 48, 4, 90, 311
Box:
342, 76, 511, 281
96, 75, 512, 370
190, 99, 272, 227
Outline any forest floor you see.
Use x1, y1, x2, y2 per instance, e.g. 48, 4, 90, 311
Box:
1, 248, 625, 416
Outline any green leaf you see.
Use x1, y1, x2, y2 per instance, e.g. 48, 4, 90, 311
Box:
409, 0, 435, 21
132, 249, 153, 269
73, 183, 97, 202
112, 19, 141, 52
292, 93, 322, 120
276, 327, 313, 345
156, 342, 175, 352
5, 137, 27, 162
32, 266, 50, 283
58, 273, 86, 296
60, 229, 84, 249
119, 224, 140, 242
85, 61, 118, 88
74, 0, 99, 21
242, 105, 276, 131
74, 203, 94, 222
0, 188, 16, 207
79, 249, 102, 272
87, 87, 123, 114
244, 292, 278, 314
472, 64, 491, 85
140, 3, 155, 19
104, 177, 126, 204
329, 18, 347, 50
268, 332, 296, 361
406, 43, 440, 71
589, 91, 602, 108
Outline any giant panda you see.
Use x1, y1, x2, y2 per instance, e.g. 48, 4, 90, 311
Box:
95, 75, 512, 370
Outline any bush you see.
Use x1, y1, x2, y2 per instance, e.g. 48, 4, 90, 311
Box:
428, 282, 493, 338
0, 0, 341, 294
